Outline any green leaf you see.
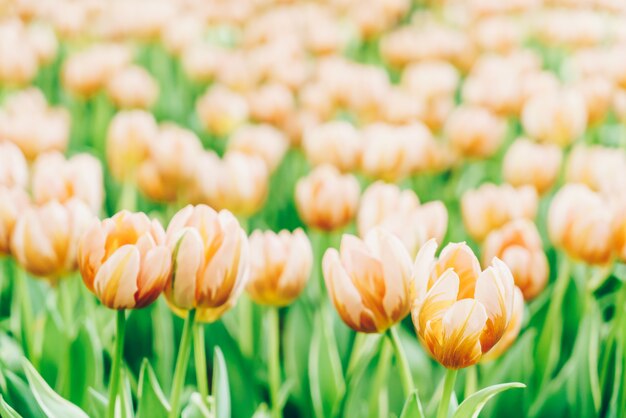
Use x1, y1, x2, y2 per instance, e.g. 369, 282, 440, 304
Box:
181, 393, 211, 418
137, 359, 169, 418
283, 301, 313, 407
453, 382, 525, 418
119, 370, 134, 418
39, 302, 68, 389
251, 403, 271, 418
213, 346, 230, 418
3, 370, 45, 418
308, 310, 345, 418
152, 299, 175, 394
86, 388, 107, 418
0, 394, 22, 418
22, 359, 89, 418
399, 391, 425, 418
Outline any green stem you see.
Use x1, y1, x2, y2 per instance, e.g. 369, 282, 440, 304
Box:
369, 337, 392, 418
387, 326, 415, 397
17, 267, 36, 367
118, 181, 137, 213
345, 332, 367, 380
238, 296, 253, 358
107, 310, 126, 418
465, 366, 477, 397
267, 307, 281, 418
193, 323, 209, 404
169, 309, 196, 418
436, 369, 458, 418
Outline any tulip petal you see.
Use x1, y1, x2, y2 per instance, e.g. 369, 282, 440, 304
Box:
435, 242, 481, 299
411, 238, 438, 305
94, 245, 140, 309
171, 228, 203, 309
416, 268, 459, 335
437, 299, 488, 369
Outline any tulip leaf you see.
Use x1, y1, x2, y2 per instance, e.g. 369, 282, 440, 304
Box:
251, 403, 271, 418
453, 382, 525, 418
39, 301, 68, 390
86, 388, 107, 418
309, 310, 345, 418
152, 299, 175, 394
0, 394, 22, 418
213, 346, 230, 418
399, 390, 425, 418
137, 359, 169, 418
2, 369, 45, 418
181, 393, 211, 418
283, 301, 313, 407
22, 359, 89, 418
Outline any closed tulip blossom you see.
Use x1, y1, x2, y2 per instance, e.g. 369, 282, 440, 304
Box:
445, 106, 506, 159
548, 184, 615, 265
247, 229, 313, 306
482, 220, 548, 300
462, 183, 538, 242
32, 151, 104, 214
0, 186, 30, 255
322, 228, 413, 333
12, 199, 92, 282
165, 205, 249, 323
295, 164, 360, 231
78, 210, 170, 309
565, 145, 626, 196
411, 240, 516, 369
0, 141, 28, 188
302, 121, 362, 173
228, 124, 289, 172
196, 85, 249, 137
358, 182, 448, 256
106, 65, 159, 110
503, 139, 563, 194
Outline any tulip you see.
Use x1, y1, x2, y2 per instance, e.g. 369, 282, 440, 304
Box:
482, 220, 548, 300
0, 186, 30, 255
106, 65, 159, 110
503, 139, 562, 194
247, 82, 295, 126
445, 105, 506, 159
302, 121, 362, 173
0, 22, 38, 86
462, 183, 538, 242
32, 151, 104, 214
0, 141, 28, 188
481, 287, 524, 361
247, 228, 312, 306
12, 199, 92, 282
295, 164, 360, 231
228, 124, 289, 172
565, 145, 626, 196
322, 228, 413, 333
106, 110, 157, 182
548, 184, 615, 265
77, 210, 170, 309
573, 76, 614, 126
411, 240, 516, 369
181, 43, 225, 83
196, 85, 249, 137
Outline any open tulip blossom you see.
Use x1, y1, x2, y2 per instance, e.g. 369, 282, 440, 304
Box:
1, 1, 626, 418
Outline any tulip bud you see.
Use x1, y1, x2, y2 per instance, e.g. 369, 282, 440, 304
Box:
247, 229, 312, 306
106, 65, 159, 110
573, 76, 613, 126
78, 210, 170, 309
503, 138, 562, 194
12, 199, 92, 282
548, 184, 615, 265
462, 183, 538, 242
302, 121, 362, 173
196, 85, 249, 137
411, 240, 516, 369
32, 151, 104, 214
0, 141, 28, 188
106, 110, 157, 182
165, 205, 249, 322
482, 220, 548, 300
228, 124, 289, 172
323, 228, 413, 333
295, 164, 360, 231
445, 105, 506, 159
565, 145, 626, 196
0, 186, 30, 255
247, 82, 295, 126
481, 287, 524, 361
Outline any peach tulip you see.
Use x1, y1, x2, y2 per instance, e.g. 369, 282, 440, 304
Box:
106, 65, 159, 110
481, 287, 524, 361
0, 186, 30, 255
565, 145, 626, 196
0, 141, 28, 188
302, 121, 362, 173
445, 106, 506, 159
228, 124, 289, 172
322, 228, 413, 333
78, 210, 170, 309
165, 205, 249, 322
503, 139, 562, 194
196, 85, 249, 137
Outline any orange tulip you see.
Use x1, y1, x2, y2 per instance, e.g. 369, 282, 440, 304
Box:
165, 205, 249, 323
565, 145, 626, 196
302, 121, 362, 173
445, 105, 506, 159
323, 228, 413, 333
247, 228, 312, 306
411, 240, 516, 369
106, 65, 159, 110
482, 287, 524, 361
228, 124, 289, 172
195, 85, 248, 137
78, 210, 170, 309
503, 139, 562, 194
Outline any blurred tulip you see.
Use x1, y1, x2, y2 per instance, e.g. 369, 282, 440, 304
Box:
228, 124, 289, 172
323, 228, 413, 333
247, 228, 312, 306
473, 16, 523, 53
165, 205, 249, 322
106, 110, 157, 182
78, 210, 170, 309
247, 82, 295, 126
565, 145, 626, 196
481, 287, 524, 361
0, 21, 38, 86
521, 88, 587, 147
32, 151, 104, 213
27, 24, 58, 66
0, 187, 30, 255
196, 85, 249, 137
503, 139, 562, 194
573, 76, 613, 126
106, 65, 159, 110
0, 141, 28, 188
411, 240, 516, 368
181, 43, 225, 83
482, 220, 548, 300
302, 121, 362, 172
445, 106, 506, 159
295, 164, 360, 231
161, 14, 204, 56
548, 184, 615, 265
462, 183, 538, 242
12, 199, 92, 281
